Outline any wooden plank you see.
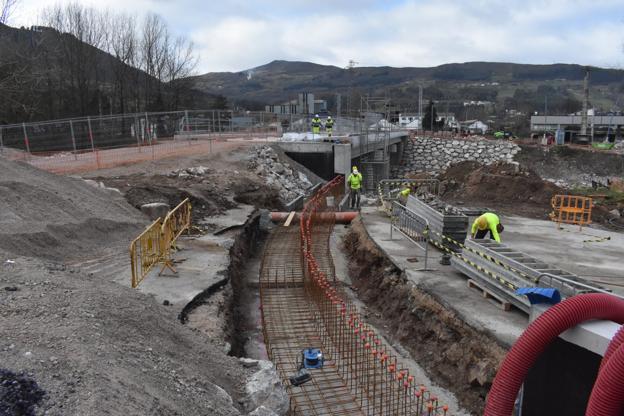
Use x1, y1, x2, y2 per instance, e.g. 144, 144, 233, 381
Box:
467, 279, 512, 311
283, 211, 296, 227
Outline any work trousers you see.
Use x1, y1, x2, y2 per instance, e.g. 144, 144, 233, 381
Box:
349, 188, 361, 209
475, 229, 494, 239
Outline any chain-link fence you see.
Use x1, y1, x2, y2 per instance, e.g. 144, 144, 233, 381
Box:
0, 110, 305, 173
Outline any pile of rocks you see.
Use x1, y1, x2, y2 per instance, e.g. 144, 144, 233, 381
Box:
248, 146, 313, 203
168, 166, 212, 178
396, 137, 521, 176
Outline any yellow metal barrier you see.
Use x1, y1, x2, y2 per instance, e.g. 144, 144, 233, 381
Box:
550, 194, 593, 230
129, 198, 192, 288
129, 218, 164, 288
160, 198, 192, 273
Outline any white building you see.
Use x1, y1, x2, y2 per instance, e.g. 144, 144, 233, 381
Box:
398, 113, 421, 130
461, 120, 489, 134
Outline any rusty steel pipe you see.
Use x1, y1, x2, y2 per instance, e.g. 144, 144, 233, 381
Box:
270, 211, 358, 223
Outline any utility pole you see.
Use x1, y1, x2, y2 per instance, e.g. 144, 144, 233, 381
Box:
579, 67, 590, 144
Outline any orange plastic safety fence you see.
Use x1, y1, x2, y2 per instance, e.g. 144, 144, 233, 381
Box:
299, 176, 449, 415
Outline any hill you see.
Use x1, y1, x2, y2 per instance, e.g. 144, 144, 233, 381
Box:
0, 22, 216, 124
191, 60, 624, 119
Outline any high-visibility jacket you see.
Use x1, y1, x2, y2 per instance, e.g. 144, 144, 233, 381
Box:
325, 119, 334, 129
311, 117, 321, 127
471, 212, 501, 242
400, 188, 410, 197
347, 173, 363, 190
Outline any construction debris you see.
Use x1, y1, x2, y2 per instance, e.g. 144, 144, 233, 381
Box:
248, 145, 313, 203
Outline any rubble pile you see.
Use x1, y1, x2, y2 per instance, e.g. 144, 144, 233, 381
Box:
396, 137, 520, 176
248, 146, 313, 203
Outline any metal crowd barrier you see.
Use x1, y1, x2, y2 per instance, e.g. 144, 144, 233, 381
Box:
378, 179, 440, 214
390, 201, 431, 270
129, 218, 164, 288
129, 198, 192, 288
550, 195, 593, 230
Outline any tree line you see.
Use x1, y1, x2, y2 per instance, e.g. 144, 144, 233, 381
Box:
0, 2, 201, 124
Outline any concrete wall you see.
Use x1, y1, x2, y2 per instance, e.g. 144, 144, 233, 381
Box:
395, 136, 521, 176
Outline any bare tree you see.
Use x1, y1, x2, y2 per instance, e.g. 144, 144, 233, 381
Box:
0, 0, 18, 24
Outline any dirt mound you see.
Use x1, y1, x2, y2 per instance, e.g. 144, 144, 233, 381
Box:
0, 255, 251, 416
0, 158, 146, 261
440, 161, 562, 218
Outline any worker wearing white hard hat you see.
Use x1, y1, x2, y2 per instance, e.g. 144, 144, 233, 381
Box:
325, 115, 334, 137
311, 114, 321, 135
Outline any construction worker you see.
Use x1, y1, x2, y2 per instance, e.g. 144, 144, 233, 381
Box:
398, 185, 411, 205
471, 212, 504, 243
311, 114, 321, 135
325, 116, 334, 137
347, 166, 363, 209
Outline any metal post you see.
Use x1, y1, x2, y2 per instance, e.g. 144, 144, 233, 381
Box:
135, 117, 141, 152
184, 109, 189, 132
69, 119, 78, 160
217, 110, 221, 134
145, 112, 151, 145
22, 122, 31, 158
87, 117, 95, 152
0, 126, 3, 154
212, 110, 215, 134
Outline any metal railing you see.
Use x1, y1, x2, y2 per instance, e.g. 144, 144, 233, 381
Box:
390, 201, 430, 270
378, 179, 440, 214
129, 198, 192, 288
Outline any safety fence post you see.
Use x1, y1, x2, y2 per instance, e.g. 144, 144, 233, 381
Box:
87, 116, 98, 168
69, 119, 78, 160
22, 122, 30, 159
0, 126, 4, 154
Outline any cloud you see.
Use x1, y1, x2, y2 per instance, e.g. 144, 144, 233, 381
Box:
9, 0, 624, 73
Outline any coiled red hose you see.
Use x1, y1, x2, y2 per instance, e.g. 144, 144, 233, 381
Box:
598, 325, 624, 372
484, 293, 624, 416
586, 343, 624, 416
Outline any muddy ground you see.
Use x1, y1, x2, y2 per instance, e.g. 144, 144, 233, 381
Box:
342, 218, 508, 415
0, 143, 304, 415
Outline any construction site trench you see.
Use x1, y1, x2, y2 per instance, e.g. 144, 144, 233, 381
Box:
3, 138, 624, 415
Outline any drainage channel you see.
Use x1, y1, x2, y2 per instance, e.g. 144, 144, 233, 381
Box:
260, 226, 364, 415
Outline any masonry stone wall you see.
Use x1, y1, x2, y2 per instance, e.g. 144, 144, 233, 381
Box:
396, 137, 521, 176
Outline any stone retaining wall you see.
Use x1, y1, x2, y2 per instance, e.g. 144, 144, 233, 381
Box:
395, 136, 521, 176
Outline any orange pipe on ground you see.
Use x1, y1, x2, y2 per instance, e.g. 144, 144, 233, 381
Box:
270, 211, 358, 223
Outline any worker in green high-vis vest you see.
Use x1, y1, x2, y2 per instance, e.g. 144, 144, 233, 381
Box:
347, 166, 363, 209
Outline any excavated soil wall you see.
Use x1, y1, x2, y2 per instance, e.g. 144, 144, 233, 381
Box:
342, 218, 507, 415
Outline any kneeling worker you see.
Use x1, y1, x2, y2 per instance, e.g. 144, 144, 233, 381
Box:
471, 212, 504, 243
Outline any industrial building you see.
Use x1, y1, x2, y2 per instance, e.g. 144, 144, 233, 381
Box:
531, 114, 624, 142
265, 92, 327, 115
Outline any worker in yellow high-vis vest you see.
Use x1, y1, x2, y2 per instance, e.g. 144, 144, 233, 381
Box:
471, 212, 504, 242
347, 166, 363, 209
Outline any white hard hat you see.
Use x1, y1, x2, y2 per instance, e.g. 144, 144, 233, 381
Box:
328, 116, 332, 119
315, 114, 319, 117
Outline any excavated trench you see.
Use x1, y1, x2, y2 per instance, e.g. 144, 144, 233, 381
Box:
180, 212, 268, 359
342, 218, 508, 415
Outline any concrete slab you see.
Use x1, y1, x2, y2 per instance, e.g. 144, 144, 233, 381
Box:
502, 216, 624, 296
137, 206, 255, 314
359, 207, 527, 347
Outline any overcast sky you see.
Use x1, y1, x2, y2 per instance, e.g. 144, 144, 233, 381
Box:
9, 0, 624, 74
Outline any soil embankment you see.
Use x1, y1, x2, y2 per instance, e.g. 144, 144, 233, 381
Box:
439, 161, 562, 219
343, 218, 507, 415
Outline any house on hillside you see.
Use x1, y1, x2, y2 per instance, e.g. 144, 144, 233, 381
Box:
461, 120, 489, 134
437, 112, 459, 130
398, 113, 421, 130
